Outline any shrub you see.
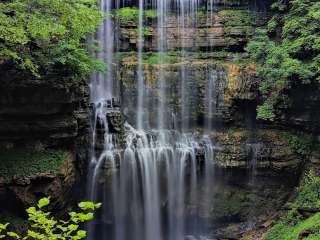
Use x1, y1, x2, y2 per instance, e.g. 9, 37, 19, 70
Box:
114, 7, 157, 23
246, 0, 320, 121
0, 197, 101, 239
0, 0, 105, 80
266, 171, 320, 240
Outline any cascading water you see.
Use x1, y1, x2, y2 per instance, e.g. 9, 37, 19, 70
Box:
136, 0, 146, 130
246, 142, 263, 228
87, 0, 120, 238
179, 0, 199, 131
156, 0, 168, 130
88, 1, 219, 239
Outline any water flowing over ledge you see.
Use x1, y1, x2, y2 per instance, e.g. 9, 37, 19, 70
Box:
86, 0, 288, 239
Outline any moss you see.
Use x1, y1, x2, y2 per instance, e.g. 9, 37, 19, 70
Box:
266, 213, 320, 240
280, 132, 314, 156
113, 7, 157, 24
118, 51, 231, 66
211, 188, 249, 221
218, 10, 258, 27
224, 26, 254, 36
144, 52, 180, 65
0, 150, 69, 180
265, 171, 320, 240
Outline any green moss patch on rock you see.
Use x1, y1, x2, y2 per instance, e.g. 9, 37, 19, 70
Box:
213, 128, 305, 171
0, 150, 69, 181
218, 10, 258, 27
265, 171, 320, 240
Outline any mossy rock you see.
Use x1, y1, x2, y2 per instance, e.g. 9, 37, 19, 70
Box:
265, 171, 320, 240
0, 149, 70, 181
218, 10, 258, 27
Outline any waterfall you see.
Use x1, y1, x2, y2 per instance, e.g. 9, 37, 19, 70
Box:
179, 0, 188, 131
178, 0, 199, 131
87, 1, 219, 239
91, 0, 115, 102
156, 0, 168, 130
205, 70, 217, 131
136, 0, 145, 130
245, 142, 263, 229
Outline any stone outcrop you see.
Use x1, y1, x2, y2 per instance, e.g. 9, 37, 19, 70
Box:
117, 7, 266, 52
0, 77, 89, 148
0, 73, 90, 215
213, 128, 305, 171
275, 83, 320, 134
119, 58, 259, 127
0, 151, 77, 217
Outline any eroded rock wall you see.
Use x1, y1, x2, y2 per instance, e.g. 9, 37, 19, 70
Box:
0, 74, 90, 216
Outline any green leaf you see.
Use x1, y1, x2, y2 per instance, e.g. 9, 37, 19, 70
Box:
78, 201, 101, 211
37, 197, 50, 209
7, 232, 20, 239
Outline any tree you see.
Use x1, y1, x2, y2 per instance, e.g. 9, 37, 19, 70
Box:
0, 0, 105, 80
246, 0, 320, 120
0, 198, 101, 239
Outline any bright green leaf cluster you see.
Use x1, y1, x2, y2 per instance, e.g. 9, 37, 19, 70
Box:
0, 197, 101, 239
0, 0, 104, 80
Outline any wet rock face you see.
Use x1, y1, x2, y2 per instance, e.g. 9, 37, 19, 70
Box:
0, 77, 89, 149
184, 128, 304, 238
213, 128, 305, 172
119, 59, 259, 128
0, 74, 90, 215
276, 83, 320, 134
0, 151, 77, 216
117, 4, 267, 52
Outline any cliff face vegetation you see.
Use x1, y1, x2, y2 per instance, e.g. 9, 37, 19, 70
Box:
0, 0, 319, 239
0, 0, 104, 221
0, 0, 104, 79
242, 1, 320, 239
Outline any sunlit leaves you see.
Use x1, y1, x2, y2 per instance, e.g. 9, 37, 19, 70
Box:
37, 197, 50, 209
78, 201, 102, 211
0, 0, 104, 79
0, 197, 101, 240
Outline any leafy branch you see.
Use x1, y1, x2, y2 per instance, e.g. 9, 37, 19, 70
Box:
0, 198, 101, 240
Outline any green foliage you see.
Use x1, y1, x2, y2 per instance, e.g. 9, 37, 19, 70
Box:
266, 213, 320, 240
246, 0, 320, 121
227, 127, 236, 135
0, 214, 26, 229
136, 26, 153, 36
114, 7, 157, 24
0, 197, 101, 239
218, 10, 257, 27
256, 98, 275, 121
0, 150, 68, 180
144, 52, 179, 65
280, 132, 314, 156
116, 51, 229, 65
114, 7, 139, 22
266, 171, 320, 240
144, 9, 157, 19
0, 0, 104, 80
